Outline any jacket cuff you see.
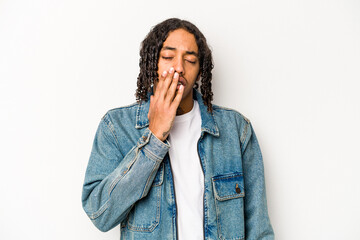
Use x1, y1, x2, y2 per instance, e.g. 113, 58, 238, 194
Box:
138, 128, 170, 162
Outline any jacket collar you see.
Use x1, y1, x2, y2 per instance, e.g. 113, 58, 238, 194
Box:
135, 89, 219, 137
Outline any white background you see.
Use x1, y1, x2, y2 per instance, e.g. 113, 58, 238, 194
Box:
1, 0, 359, 239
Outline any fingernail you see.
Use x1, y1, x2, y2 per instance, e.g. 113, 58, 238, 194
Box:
174, 72, 179, 78
162, 71, 167, 77
169, 67, 174, 73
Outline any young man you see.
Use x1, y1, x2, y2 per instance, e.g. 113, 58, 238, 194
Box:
82, 18, 274, 240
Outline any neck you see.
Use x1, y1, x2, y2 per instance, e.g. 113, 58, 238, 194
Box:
176, 96, 194, 115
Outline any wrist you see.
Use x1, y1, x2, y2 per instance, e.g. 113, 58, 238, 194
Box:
149, 127, 166, 142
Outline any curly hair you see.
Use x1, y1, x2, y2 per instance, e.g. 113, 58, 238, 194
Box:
135, 18, 214, 112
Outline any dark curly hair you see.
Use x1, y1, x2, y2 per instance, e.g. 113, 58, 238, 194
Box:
135, 18, 214, 112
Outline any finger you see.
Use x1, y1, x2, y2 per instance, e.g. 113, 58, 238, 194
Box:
171, 84, 184, 109
165, 71, 179, 102
158, 67, 175, 98
154, 70, 168, 98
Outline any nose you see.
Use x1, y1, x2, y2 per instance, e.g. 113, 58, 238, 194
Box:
174, 57, 184, 75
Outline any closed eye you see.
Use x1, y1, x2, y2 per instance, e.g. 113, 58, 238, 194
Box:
162, 56, 196, 64
186, 59, 196, 64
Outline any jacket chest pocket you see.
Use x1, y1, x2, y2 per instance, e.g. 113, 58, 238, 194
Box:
127, 163, 164, 232
212, 173, 245, 240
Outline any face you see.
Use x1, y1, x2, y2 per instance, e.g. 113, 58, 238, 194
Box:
155, 28, 200, 112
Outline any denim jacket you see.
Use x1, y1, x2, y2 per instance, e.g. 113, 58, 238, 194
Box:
82, 90, 274, 240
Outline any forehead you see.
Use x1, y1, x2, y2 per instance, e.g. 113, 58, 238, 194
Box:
162, 28, 198, 52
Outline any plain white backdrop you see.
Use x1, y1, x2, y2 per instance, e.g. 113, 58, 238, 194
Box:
1, 0, 359, 239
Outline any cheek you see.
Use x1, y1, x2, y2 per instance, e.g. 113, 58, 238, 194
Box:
157, 61, 168, 76
191, 63, 200, 73
191, 66, 200, 79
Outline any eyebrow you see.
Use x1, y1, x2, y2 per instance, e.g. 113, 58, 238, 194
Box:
162, 46, 198, 57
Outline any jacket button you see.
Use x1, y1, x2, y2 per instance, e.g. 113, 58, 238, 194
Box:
142, 136, 147, 141
236, 183, 241, 194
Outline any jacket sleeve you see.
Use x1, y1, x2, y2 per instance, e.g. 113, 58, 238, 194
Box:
81, 113, 169, 232
241, 121, 274, 240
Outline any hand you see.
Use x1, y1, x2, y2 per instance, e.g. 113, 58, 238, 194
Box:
148, 67, 184, 141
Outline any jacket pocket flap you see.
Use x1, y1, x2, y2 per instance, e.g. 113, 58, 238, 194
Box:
212, 173, 245, 201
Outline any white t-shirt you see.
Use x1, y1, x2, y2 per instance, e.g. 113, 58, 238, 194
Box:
168, 100, 204, 240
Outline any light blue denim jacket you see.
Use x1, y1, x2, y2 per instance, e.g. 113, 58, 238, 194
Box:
82, 90, 274, 240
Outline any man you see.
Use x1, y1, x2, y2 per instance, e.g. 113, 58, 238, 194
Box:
82, 18, 274, 240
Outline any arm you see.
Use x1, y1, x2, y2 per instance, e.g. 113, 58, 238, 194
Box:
82, 67, 182, 232
81, 114, 169, 232
241, 121, 274, 240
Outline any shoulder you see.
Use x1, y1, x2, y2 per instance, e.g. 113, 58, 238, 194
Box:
101, 102, 139, 125
211, 104, 253, 146
212, 104, 251, 125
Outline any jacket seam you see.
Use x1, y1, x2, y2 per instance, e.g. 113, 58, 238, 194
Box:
140, 161, 159, 199
89, 199, 109, 220
214, 193, 245, 240
108, 147, 139, 196
212, 105, 249, 121
213, 174, 243, 181
240, 120, 249, 145
143, 147, 163, 163
102, 114, 121, 149
127, 185, 161, 232
149, 130, 171, 149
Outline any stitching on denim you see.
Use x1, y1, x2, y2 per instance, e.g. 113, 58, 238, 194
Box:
213, 174, 243, 181
203, 183, 209, 239
152, 163, 164, 187
240, 120, 249, 145
213, 105, 249, 123
135, 101, 150, 128
213, 174, 245, 200
108, 172, 126, 196
102, 115, 120, 149
89, 199, 109, 220
213, 182, 245, 240
201, 127, 219, 136
127, 180, 162, 232
140, 161, 158, 199
211, 105, 250, 144
150, 132, 171, 148
136, 129, 151, 149
210, 110, 220, 135
215, 193, 222, 240
214, 193, 245, 239
213, 105, 247, 119
216, 193, 245, 201
108, 147, 139, 196
198, 140, 207, 174
143, 145, 165, 162
126, 147, 140, 170
166, 157, 177, 237
143, 148, 157, 161
127, 166, 159, 231
135, 102, 142, 128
